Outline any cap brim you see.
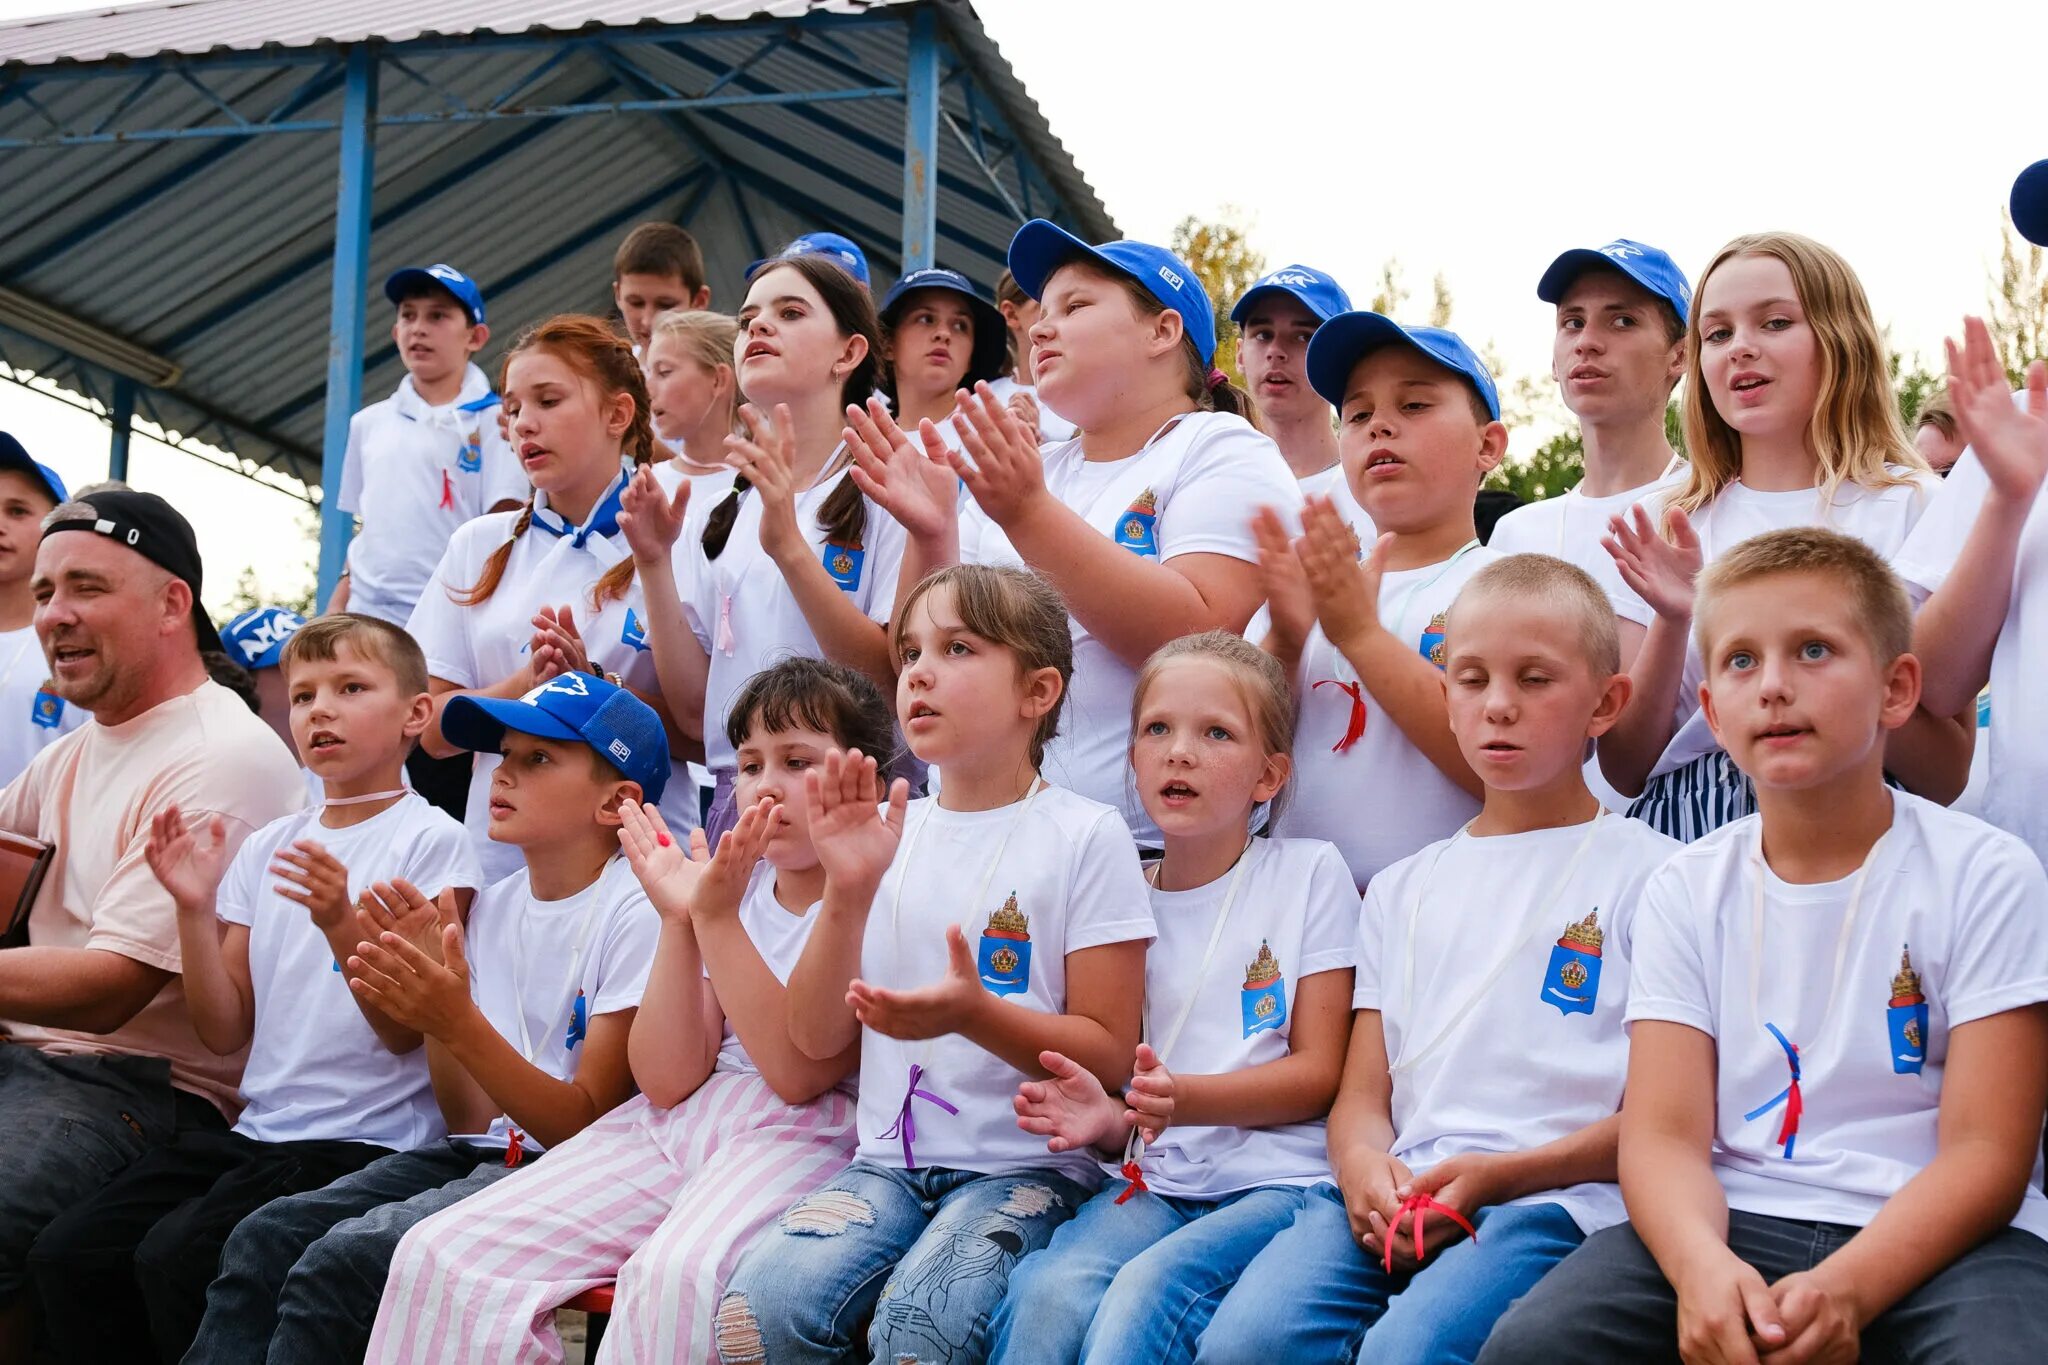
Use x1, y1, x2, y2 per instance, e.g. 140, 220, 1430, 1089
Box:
0, 445, 64, 505
1229, 283, 1333, 326
440, 692, 584, 757
881, 279, 1012, 388
1535, 248, 1630, 304
1305, 312, 1416, 407
2013, 160, 2048, 248
1007, 219, 1126, 301
384, 268, 478, 322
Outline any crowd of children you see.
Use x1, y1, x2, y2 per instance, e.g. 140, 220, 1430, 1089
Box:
2, 155, 2047, 1365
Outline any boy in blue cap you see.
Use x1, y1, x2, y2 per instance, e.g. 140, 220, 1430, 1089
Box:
1231, 265, 1356, 501
185, 671, 663, 1363
747, 231, 871, 289
1255, 314, 1505, 888
1492, 240, 1691, 666
221, 604, 307, 756
0, 432, 76, 783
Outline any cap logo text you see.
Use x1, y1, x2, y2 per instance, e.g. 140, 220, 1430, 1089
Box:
1156, 264, 1185, 290
608, 739, 632, 764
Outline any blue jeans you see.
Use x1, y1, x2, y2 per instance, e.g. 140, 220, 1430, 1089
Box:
182, 1139, 522, 1364
716, 1158, 1090, 1365
1197, 1183, 1584, 1365
987, 1179, 1309, 1365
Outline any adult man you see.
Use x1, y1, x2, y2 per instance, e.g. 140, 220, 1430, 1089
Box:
0, 489, 302, 1355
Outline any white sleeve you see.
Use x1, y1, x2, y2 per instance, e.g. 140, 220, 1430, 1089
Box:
676, 537, 714, 654
338, 409, 368, 520
404, 816, 485, 896
589, 887, 661, 1014
860, 493, 908, 626
1061, 810, 1156, 953
1158, 425, 1301, 564
213, 830, 270, 930
479, 402, 529, 510
406, 533, 484, 689
1350, 875, 1390, 1011
1892, 453, 1991, 598
1621, 864, 1717, 1036
1298, 842, 1362, 978
1944, 832, 2048, 1027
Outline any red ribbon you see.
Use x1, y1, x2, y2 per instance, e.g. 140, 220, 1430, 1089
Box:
504, 1127, 525, 1167
440, 470, 456, 510
1113, 1160, 1149, 1205
1312, 679, 1367, 753
1382, 1194, 1478, 1274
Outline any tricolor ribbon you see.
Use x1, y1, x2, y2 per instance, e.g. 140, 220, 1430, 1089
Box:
1742, 1022, 1803, 1159
1312, 679, 1367, 753
439, 469, 455, 510
1382, 1193, 1479, 1274
880, 1062, 956, 1170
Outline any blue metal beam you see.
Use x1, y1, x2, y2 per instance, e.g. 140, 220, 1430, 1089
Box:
316, 45, 377, 611
108, 377, 134, 480
900, 8, 939, 274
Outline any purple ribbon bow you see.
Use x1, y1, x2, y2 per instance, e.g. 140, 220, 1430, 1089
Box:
880, 1063, 957, 1169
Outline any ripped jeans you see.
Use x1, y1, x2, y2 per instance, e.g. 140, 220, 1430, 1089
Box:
715, 1159, 1090, 1365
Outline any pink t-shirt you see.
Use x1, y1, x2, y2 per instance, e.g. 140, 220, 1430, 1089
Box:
0, 679, 306, 1116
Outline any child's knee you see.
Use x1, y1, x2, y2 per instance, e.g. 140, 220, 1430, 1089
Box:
712, 1289, 768, 1364
774, 1186, 879, 1239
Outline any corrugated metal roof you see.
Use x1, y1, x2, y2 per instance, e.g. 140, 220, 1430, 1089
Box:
0, 0, 1116, 486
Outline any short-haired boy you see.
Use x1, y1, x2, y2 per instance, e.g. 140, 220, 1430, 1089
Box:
612, 221, 712, 356
330, 264, 527, 626
1482, 528, 2048, 1364
1256, 314, 1504, 885
184, 672, 664, 1363
1231, 264, 1357, 502
0, 432, 77, 783
22, 614, 480, 1362
1205, 554, 1680, 1364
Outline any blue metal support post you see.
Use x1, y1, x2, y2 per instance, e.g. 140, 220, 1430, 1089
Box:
899, 7, 939, 273
107, 378, 134, 480
316, 45, 378, 610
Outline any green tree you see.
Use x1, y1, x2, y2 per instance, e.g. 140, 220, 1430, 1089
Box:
1170, 210, 1266, 382
1364, 259, 1452, 325
1989, 213, 2048, 385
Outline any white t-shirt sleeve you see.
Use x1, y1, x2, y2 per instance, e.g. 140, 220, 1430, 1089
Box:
1061, 809, 1156, 952
1351, 876, 1391, 1011
860, 497, 908, 626
1158, 424, 1300, 564
1622, 863, 1717, 1037
405, 532, 484, 689
409, 817, 486, 896
588, 884, 661, 1015
479, 407, 529, 511
677, 537, 715, 654
338, 409, 368, 521
212, 831, 269, 930
1893, 452, 1990, 597
1944, 833, 2048, 1027
1299, 841, 1362, 978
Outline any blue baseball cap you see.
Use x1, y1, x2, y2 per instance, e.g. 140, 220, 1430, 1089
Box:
442, 671, 669, 803
385, 263, 486, 326
2012, 161, 2048, 248
747, 232, 871, 288
1006, 219, 1218, 367
1306, 313, 1501, 420
222, 605, 307, 670
878, 268, 1010, 388
1229, 264, 1353, 327
1536, 239, 1691, 326
0, 432, 67, 506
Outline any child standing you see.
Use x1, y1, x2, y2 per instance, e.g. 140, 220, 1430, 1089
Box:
987, 632, 1357, 1365
1256, 313, 1505, 886
643, 309, 740, 502
1481, 529, 2048, 1363
365, 658, 893, 1364
714, 564, 1154, 1365
22, 615, 478, 1363
1210, 555, 1679, 1365
0, 434, 76, 784
1230, 265, 1358, 504
612, 222, 713, 357
879, 267, 1010, 446
183, 673, 666, 1363
989, 268, 1076, 443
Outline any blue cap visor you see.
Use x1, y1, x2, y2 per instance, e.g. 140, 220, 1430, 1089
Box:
1306, 313, 1500, 419
439, 692, 585, 757
385, 267, 482, 323
1535, 245, 1689, 324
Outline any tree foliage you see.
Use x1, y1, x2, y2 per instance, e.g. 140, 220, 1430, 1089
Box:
1171, 210, 1265, 382
1989, 213, 2048, 386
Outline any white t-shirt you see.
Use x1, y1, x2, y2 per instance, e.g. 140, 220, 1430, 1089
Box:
1131, 838, 1356, 1198
1488, 465, 1687, 625
651, 460, 737, 515
218, 795, 480, 1148
1297, 464, 1375, 540
0, 624, 82, 788
856, 785, 1154, 1180
406, 473, 699, 883
1649, 472, 1939, 780
1627, 790, 2048, 1237
678, 465, 905, 773
959, 413, 1300, 839
987, 375, 1077, 444
1359, 812, 1680, 1233
714, 862, 825, 1077
463, 855, 660, 1151
339, 365, 528, 626
1275, 545, 1498, 887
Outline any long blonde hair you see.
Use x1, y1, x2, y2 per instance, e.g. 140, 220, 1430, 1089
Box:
1672, 232, 1925, 517
648, 308, 741, 439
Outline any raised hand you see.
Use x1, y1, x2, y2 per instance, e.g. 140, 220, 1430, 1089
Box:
1120, 1042, 1175, 1145
804, 748, 909, 895
1251, 505, 1316, 657
693, 796, 773, 924
728, 402, 803, 559
618, 463, 690, 565
847, 924, 982, 1041
271, 840, 353, 931
529, 604, 591, 683
948, 383, 1050, 528
843, 397, 959, 541
1606, 502, 1702, 624
1294, 497, 1381, 655
146, 806, 232, 914
1947, 315, 2048, 505
354, 879, 457, 964
1014, 1048, 1126, 1154
618, 798, 711, 924
1005, 388, 1042, 435
348, 918, 475, 1039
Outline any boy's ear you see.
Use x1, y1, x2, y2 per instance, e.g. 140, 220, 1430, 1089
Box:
1879, 651, 1923, 732
1475, 420, 1509, 475
1665, 338, 1687, 389
1018, 665, 1064, 722
402, 691, 435, 742
595, 780, 644, 829
1586, 670, 1634, 740
466, 322, 490, 356
1698, 677, 1725, 751
691, 285, 712, 310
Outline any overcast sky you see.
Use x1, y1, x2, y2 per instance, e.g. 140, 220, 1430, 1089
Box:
2, 0, 2045, 610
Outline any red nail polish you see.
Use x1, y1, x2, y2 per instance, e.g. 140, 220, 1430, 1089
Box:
657, 833, 671, 847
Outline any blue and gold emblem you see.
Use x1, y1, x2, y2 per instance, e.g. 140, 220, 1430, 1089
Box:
565, 988, 588, 1049
977, 892, 1032, 997
1419, 610, 1449, 668
822, 540, 866, 591
1241, 940, 1288, 1037
1541, 910, 1604, 1016
30, 688, 63, 730
1113, 489, 1160, 557
621, 607, 649, 652
1887, 943, 1927, 1075
457, 427, 483, 474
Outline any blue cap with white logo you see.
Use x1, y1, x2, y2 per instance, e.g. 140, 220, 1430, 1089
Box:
441, 672, 670, 803
747, 232, 871, 288
222, 605, 307, 671
2012, 161, 2048, 248
0, 432, 67, 507
385, 263, 486, 326
1230, 265, 1353, 327
1536, 239, 1691, 326
878, 268, 1010, 388
1306, 313, 1501, 420
1006, 219, 1219, 367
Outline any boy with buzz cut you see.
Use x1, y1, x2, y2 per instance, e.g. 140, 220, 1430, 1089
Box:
1481, 528, 2048, 1365
1204, 554, 1680, 1365
1254, 314, 1504, 887
612, 221, 712, 356
184, 671, 664, 1364
22, 613, 481, 1363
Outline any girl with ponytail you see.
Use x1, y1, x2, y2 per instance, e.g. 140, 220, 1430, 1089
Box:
620, 254, 907, 844
407, 313, 697, 879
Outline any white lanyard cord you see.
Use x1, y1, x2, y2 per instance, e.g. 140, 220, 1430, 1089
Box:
508, 862, 612, 1064
1747, 823, 1894, 1030
1391, 811, 1606, 1075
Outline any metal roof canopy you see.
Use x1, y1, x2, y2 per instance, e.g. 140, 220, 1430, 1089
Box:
0, 0, 1115, 602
